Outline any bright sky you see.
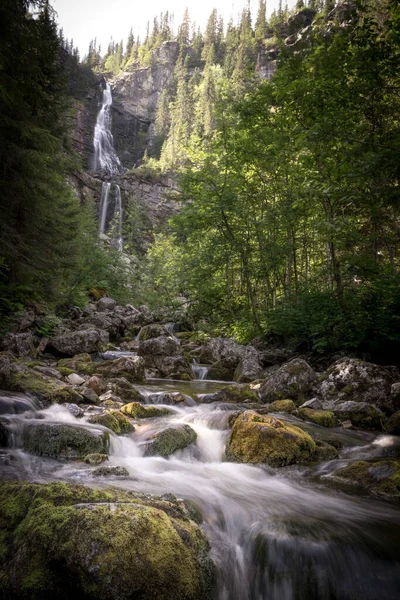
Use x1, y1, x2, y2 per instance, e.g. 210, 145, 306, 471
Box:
52, 0, 296, 57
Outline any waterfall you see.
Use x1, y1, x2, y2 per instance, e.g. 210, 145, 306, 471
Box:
93, 81, 122, 177
93, 80, 123, 249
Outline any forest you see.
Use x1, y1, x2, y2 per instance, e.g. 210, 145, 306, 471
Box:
0, 0, 399, 363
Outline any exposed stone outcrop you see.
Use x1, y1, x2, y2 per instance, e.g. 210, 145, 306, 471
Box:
259, 359, 317, 404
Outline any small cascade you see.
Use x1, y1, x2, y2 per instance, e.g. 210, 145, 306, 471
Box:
93, 80, 124, 250
192, 358, 209, 380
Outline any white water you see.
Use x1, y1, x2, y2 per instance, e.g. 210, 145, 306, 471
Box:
1, 394, 400, 599
93, 81, 123, 249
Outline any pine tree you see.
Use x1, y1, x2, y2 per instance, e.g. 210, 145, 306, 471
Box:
255, 0, 268, 40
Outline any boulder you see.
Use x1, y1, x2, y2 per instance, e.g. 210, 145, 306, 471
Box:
149, 392, 189, 405
58, 353, 94, 375
95, 356, 145, 382
201, 384, 259, 405
5, 367, 83, 405
92, 465, 129, 477
298, 408, 337, 427
80, 387, 100, 405
268, 399, 297, 413
333, 460, 400, 500
65, 403, 84, 418
88, 411, 134, 434
50, 329, 109, 356
121, 402, 172, 418
198, 337, 250, 371
233, 347, 262, 383
85, 375, 107, 396
388, 383, 400, 414
145, 424, 197, 457
0, 481, 215, 600
333, 401, 385, 430
138, 323, 173, 341
1, 331, 37, 357
259, 359, 317, 404
316, 358, 397, 414
226, 410, 316, 466
156, 355, 193, 380
96, 296, 116, 312
83, 453, 108, 464
385, 411, 400, 435
23, 423, 109, 458
108, 377, 147, 402
33, 365, 63, 379
139, 335, 181, 357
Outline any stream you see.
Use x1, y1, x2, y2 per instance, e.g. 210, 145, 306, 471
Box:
1, 378, 400, 600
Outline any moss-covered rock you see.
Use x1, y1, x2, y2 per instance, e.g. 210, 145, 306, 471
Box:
226, 410, 316, 466
333, 460, 400, 500
57, 353, 93, 371
108, 377, 147, 403
87, 411, 129, 434
333, 401, 384, 430
268, 399, 296, 413
313, 440, 339, 461
385, 411, 400, 435
0, 481, 215, 599
203, 384, 259, 404
145, 425, 197, 457
23, 423, 109, 458
92, 465, 130, 477
121, 402, 172, 419
298, 408, 337, 427
8, 369, 83, 405
83, 453, 108, 465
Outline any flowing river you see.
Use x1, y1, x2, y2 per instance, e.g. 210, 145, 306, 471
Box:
1, 381, 400, 600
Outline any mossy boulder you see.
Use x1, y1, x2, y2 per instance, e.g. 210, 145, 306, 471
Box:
95, 355, 145, 382
268, 399, 296, 413
108, 377, 147, 403
298, 408, 337, 427
8, 369, 83, 405
259, 359, 317, 404
0, 481, 215, 599
333, 401, 384, 430
202, 384, 259, 404
121, 402, 172, 419
49, 329, 108, 356
333, 460, 400, 500
385, 411, 400, 435
87, 411, 134, 434
92, 465, 129, 477
226, 410, 316, 466
23, 423, 109, 458
57, 353, 94, 375
138, 323, 171, 341
145, 424, 197, 457
313, 440, 339, 461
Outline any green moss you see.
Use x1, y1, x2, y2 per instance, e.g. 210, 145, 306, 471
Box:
313, 440, 339, 461
226, 411, 316, 467
121, 402, 172, 419
217, 384, 259, 404
111, 410, 135, 433
57, 354, 95, 375
87, 413, 121, 434
341, 384, 354, 395
334, 460, 400, 499
23, 423, 109, 458
298, 408, 337, 427
180, 372, 193, 381
83, 453, 108, 465
269, 399, 296, 413
0, 481, 215, 599
385, 411, 400, 435
57, 366, 73, 376
9, 371, 83, 404
145, 425, 197, 457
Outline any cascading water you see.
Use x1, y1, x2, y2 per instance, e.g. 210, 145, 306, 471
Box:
93, 80, 123, 249
2, 385, 400, 600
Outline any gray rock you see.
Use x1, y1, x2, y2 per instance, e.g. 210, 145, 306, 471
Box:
67, 373, 86, 386
85, 375, 106, 396
300, 397, 323, 410
138, 335, 181, 357
81, 387, 100, 405
138, 323, 172, 341
315, 358, 397, 414
259, 359, 317, 404
65, 403, 84, 418
234, 347, 262, 383
1, 332, 36, 357
96, 297, 116, 312
23, 423, 109, 458
50, 329, 109, 356
198, 337, 249, 369
333, 401, 385, 430
33, 366, 63, 380
96, 356, 145, 382
92, 465, 129, 477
